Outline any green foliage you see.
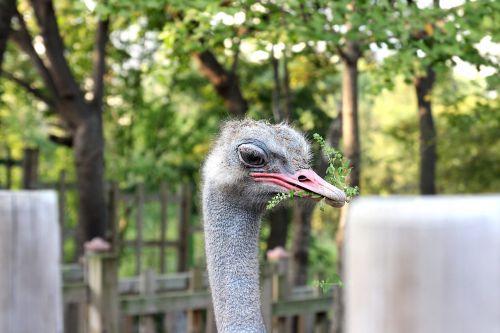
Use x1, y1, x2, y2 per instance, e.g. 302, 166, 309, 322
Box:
265, 192, 289, 210
312, 133, 359, 199
266, 190, 322, 210
266, 133, 359, 210
313, 274, 343, 293
372, 0, 500, 92
360, 72, 500, 195
436, 93, 500, 193
2, 0, 499, 273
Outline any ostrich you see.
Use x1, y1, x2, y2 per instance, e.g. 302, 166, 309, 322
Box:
202, 119, 346, 332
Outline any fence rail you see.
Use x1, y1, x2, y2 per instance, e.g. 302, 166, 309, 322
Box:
62, 255, 333, 333
43, 174, 197, 272
1, 146, 199, 273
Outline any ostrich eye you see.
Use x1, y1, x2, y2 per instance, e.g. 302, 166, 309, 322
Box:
238, 144, 268, 167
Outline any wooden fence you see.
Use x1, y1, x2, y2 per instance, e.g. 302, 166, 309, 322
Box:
112, 182, 195, 275
3, 146, 334, 332
50, 173, 197, 272
63, 255, 333, 333
0, 147, 198, 272
0, 147, 39, 189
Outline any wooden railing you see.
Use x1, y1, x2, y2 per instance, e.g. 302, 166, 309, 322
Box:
0, 147, 38, 189
62, 255, 333, 333
110, 182, 195, 274
1, 147, 199, 273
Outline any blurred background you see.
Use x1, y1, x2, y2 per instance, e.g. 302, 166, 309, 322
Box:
0, 0, 498, 331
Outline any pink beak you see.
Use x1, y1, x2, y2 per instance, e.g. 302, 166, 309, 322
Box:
250, 169, 346, 207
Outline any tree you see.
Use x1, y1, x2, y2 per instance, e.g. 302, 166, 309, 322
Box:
267, 48, 293, 254
415, 65, 437, 194
409, 0, 439, 195
155, 3, 248, 118
377, 0, 499, 195
3, 1, 109, 250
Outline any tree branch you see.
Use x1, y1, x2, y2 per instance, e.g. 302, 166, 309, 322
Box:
30, 0, 87, 126
49, 134, 73, 147
91, 19, 109, 111
193, 50, 247, 117
336, 45, 349, 62
194, 50, 228, 86
1, 70, 54, 106
10, 9, 59, 100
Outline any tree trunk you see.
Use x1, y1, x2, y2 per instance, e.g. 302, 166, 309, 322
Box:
341, 45, 361, 188
4, 1, 109, 255
73, 112, 107, 251
331, 207, 347, 333
328, 111, 344, 333
265, 50, 293, 254
265, 207, 290, 252
0, 0, 16, 71
415, 66, 437, 195
332, 41, 361, 333
290, 201, 315, 286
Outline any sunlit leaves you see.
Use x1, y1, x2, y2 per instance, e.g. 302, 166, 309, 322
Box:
374, 0, 499, 90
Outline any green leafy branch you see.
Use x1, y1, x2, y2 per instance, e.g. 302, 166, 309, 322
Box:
312, 133, 359, 200
313, 273, 344, 293
266, 190, 322, 210
266, 133, 359, 210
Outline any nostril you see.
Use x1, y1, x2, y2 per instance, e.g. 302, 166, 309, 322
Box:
298, 175, 308, 182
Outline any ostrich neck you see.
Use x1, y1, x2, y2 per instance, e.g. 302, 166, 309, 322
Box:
203, 186, 266, 333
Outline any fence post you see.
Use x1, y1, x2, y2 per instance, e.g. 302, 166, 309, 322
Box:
178, 183, 192, 271
22, 148, 39, 189
205, 302, 218, 333
345, 196, 500, 333
136, 183, 144, 275
108, 182, 120, 253
87, 253, 119, 333
5, 148, 13, 189
159, 181, 168, 273
139, 270, 157, 333
58, 170, 66, 258
273, 258, 293, 333
261, 263, 273, 332
0, 191, 63, 333
273, 258, 289, 301
187, 267, 204, 333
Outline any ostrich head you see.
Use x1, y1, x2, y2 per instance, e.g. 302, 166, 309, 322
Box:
202, 119, 346, 332
203, 119, 346, 211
